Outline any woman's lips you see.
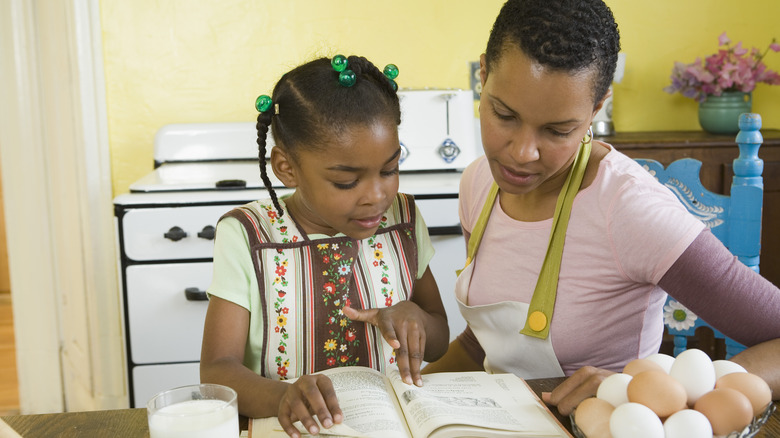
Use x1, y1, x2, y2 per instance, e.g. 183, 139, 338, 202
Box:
500, 164, 537, 186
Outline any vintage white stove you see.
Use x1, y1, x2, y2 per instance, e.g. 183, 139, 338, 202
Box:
113, 89, 479, 407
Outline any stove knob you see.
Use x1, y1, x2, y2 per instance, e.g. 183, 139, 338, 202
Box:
399, 142, 409, 164
198, 225, 216, 240
184, 287, 208, 301
437, 138, 460, 163
163, 226, 187, 242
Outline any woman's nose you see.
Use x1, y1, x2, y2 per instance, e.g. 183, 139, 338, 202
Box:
509, 128, 540, 164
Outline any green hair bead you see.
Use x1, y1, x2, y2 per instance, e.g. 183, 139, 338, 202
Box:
255, 94, 273, 113
338, 69, 357, 87
383, 64, 399, 80
331, 54, 348, 72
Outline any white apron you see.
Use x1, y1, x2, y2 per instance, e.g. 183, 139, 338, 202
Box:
455, 136, 592, 379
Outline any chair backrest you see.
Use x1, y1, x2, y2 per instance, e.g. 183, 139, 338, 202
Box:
634, 113, 764, 359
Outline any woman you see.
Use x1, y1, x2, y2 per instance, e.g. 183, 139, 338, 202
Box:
419, 0, 780, 416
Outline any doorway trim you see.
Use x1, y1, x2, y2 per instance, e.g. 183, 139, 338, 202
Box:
0, 0, 126, 412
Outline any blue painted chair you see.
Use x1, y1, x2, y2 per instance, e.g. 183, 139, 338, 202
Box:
634, 113, 764, 359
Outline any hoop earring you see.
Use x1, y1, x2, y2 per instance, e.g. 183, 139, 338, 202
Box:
582, 127, 593, 145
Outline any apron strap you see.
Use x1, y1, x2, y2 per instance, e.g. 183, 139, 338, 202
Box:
456, 183, 499, 276
458, 133, 593, 340
521, 136, 591, 339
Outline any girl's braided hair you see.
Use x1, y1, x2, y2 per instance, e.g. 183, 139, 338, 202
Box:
256, 55, 401, 216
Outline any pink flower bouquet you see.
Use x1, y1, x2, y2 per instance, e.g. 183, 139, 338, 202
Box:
664, 32, 780, 102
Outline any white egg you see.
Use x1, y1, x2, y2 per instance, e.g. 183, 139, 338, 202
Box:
669, 349, 715, 405
713, 359, 747, 380
609, 402, 664, 438
596, 373, 633, 407
663, 409, 713, 438
644, 352, 675, 373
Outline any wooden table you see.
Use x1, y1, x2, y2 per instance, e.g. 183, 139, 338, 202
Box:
2, 378, 778, 437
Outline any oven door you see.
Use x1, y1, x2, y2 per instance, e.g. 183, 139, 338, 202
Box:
415, 196, 467, 341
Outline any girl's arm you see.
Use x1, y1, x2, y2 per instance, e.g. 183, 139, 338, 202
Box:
343, 266, 449, 386
200, 296, 342, 437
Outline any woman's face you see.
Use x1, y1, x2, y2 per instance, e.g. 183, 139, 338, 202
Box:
479, 47, 603, 198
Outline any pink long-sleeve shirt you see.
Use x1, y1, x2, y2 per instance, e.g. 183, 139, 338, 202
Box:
457, 145, 780, 374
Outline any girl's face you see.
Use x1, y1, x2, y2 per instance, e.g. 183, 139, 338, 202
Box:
479, 47, 603, 199
272, 120, 401, 240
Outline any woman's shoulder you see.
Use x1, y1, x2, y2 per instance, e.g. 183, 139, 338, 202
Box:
460, 155, 494, 199
594, 144, 669, 192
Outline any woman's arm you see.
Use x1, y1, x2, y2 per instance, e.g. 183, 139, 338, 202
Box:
201, 296, 343, 437
544, 230, 780, 415
659, 229, 780, 348
730, 338, 780, 399
422, 334, 485, 374
658, 229, 780, 397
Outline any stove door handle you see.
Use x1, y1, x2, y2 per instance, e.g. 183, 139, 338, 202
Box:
164, 226, 188, 242
198, 225, 216, 240
184, 287, 208, 301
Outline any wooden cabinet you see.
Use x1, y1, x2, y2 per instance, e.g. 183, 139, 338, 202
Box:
598, 130, 780, 287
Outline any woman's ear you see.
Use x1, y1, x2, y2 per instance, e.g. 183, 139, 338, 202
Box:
270, 146, 298, 188
592, 88, 612, 118
479, 53, 488, 87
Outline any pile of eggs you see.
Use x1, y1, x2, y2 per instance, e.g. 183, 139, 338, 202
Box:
573, 349, 772, 438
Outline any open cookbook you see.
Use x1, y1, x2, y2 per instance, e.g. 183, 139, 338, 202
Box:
249, 366, 572, 438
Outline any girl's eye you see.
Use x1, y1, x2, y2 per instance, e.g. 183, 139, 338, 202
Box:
333, 181, 358, 190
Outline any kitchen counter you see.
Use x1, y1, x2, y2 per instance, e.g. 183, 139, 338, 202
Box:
3, 378, 779, 437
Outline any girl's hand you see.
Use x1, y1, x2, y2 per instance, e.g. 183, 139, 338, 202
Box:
277, 374, 343, 438
343, 301, 428, 386
541, 366, 615, 416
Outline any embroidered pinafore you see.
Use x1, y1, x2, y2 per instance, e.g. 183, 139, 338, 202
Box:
455, 139, 591, 379
222, 193, 418, 380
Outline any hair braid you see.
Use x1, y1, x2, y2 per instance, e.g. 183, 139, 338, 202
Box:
347, 56, 400, 119
256, 110, 284, 216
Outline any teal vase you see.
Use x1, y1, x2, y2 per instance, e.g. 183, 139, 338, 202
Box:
698, 91, 752, 135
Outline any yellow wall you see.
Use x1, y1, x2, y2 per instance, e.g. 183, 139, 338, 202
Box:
101, 0, 780, 196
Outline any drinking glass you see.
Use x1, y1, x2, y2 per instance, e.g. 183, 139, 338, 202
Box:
147, 383, 239, 438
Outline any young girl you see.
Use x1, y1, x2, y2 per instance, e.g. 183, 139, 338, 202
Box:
200, 55, 449, 437
424, 0, 780, 417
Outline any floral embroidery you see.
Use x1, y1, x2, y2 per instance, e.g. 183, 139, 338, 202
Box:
663, 300, 698, 331
316, 241, 360, 368
262, 202, 297, 380
255, 199, 412, 379
367, 226, 394, 308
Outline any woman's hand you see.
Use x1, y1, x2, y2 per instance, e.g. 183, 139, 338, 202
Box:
541, 366, 615, 416
343, 301, 430, 387
277, 374, 343, 438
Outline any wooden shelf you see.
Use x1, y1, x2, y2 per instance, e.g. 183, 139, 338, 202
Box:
598, 130, 780, 287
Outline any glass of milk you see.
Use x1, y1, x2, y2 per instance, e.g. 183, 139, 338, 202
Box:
146, 383, 239, 438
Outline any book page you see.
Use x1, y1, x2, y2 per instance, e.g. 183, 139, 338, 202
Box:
386, 370, 567, 438
252, 367, 411, 438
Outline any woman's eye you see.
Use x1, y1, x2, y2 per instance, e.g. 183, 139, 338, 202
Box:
549, 128, 574, 138
492, 108, 514, 121
381, 166, 399, 177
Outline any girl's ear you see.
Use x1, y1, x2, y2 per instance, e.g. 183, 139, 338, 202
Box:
270, 147, 298, 188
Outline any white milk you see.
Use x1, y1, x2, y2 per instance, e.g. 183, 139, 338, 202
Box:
148, 399, 239, 438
